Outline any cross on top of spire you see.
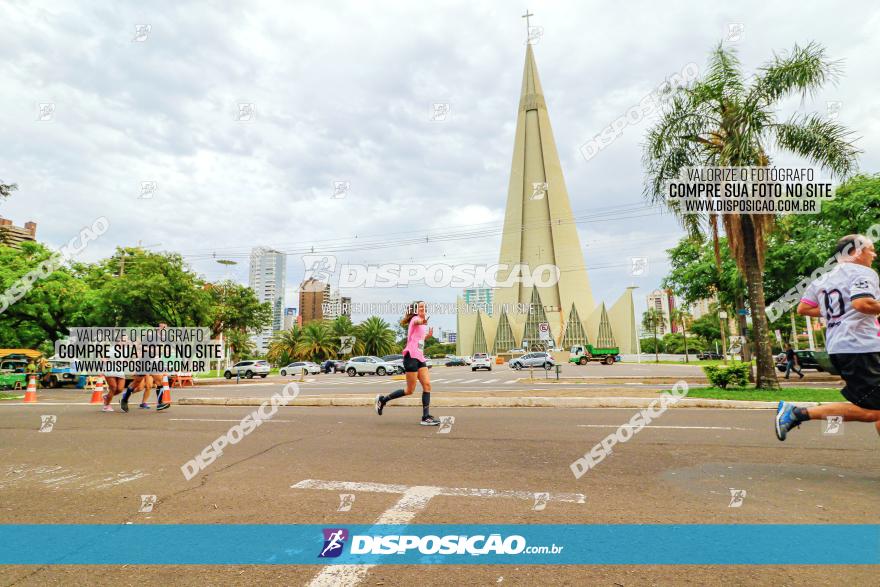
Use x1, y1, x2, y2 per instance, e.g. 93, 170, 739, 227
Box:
522, 9, 534, 40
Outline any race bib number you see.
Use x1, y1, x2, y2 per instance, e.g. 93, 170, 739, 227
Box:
418, 340, 425, 352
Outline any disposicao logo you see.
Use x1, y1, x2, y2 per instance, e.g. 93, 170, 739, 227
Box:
318, 528, 349, 558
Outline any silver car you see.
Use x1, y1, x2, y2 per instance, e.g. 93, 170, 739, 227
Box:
345, 356, 398, 377
508, 352, 555, 371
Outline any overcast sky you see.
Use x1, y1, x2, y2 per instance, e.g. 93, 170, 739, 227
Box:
2, 1, 878, 332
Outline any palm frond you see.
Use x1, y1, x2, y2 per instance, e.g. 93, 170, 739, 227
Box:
771, 113, 861, 178
748, 42, 842, 106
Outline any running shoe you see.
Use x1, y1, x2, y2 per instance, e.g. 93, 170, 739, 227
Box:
775, 401, 799, 441
156, 402, 170, 411
420, 415, 441, 426
120, 387, 132, 413
101, 405, 113, 412
139, 403, 151, 409
375, 394, 384, 416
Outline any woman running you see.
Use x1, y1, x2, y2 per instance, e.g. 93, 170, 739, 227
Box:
375, 301, 440, 425
101, 370, 126, 412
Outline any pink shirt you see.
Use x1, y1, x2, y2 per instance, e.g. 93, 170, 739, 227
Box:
403, 316, 427, 362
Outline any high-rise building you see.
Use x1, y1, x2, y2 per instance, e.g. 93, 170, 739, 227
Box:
455, 44, 637, 356
646, 289, 677, 335
248, 247, 286, 352
299, 278, 330, 324
462, 288, 494, 316
0, 217, 37, 248
283, 307, 298, 330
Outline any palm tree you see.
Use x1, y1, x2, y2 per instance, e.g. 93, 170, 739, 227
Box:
226, 328, 257, 363
642, 309, 663, 363
644, 42, 859, 389
295, 321, 337, 362
267, 326, 302, 365
355, 316, 396, 357
671, 308, 693, 362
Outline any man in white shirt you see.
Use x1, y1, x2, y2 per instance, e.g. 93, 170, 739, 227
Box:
776, 233, 880, 440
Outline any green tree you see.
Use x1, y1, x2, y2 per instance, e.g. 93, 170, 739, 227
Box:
206, 280, 272, 338
295, 321, 336, 362
0, 242, 91, 348
641, 309, 663, 363
670, 308, 693, 361
644, 41, 859, 388
689, 312, 722, 349
224, 327, 257, 363
355, 316, 396, 357
82, 248, 211, 327
267, 326, 302, 365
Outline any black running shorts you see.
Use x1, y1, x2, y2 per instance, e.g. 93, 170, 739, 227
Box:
403, 352, 427, 373
830, 352, 880, 410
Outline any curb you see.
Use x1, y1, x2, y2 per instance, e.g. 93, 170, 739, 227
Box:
177, 396, 808, 409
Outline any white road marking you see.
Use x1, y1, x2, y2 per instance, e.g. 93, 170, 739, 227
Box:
485, 378, 499, 383
577, 424, 751, 431
445, 379, 461, 383
463, 379, 481, 384
504, 379, 518, 384
169, 418, 295, 423
297, 479, 584, 587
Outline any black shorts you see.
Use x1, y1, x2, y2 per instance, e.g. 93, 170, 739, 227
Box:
403, 352, 427, 373
830, 352, 880, 410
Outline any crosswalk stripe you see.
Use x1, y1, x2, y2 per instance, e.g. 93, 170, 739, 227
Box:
485, 379, 498, 383
464, 378, 480, 383
505, 380, 517, 384
445, 379, 461, 383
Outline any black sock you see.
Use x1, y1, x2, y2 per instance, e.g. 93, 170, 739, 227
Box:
792, 407, 811, 422
422, 392, 430, 418
383, 389, 405, 404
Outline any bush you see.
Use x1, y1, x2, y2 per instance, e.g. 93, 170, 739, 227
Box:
703, 362, 750, 389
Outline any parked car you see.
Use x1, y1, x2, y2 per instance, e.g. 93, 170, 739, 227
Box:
224, 360, 271, 379
697, 352, 723, 360
444, 356, 467, 367
471, 353, 492, 371
507, 348, 525, 355
508, 352, 555, 370
345, 356, 398, 377
382, 354, 405, 374
322, 359, 346, 373
280, 361, 321, 376
775, 350, 824, 372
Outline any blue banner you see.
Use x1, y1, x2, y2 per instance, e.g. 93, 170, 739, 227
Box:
1, 524, 877, 565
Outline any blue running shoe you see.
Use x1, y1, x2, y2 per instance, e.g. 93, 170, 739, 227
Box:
775, 401, 799, 441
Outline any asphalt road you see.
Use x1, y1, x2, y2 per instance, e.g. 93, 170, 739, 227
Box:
1, 401, 876, 586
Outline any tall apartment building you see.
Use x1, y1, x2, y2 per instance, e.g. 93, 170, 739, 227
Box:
462, 287, 494, 316
299, 279, 351, 323
248, 247, 286, 352
282, 307, 298, 330
645, 289, 677, 336
0, 217, 37, 248
299, 278, 329, 324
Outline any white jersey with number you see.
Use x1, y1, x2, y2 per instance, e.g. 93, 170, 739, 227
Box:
801, 262, 880, 354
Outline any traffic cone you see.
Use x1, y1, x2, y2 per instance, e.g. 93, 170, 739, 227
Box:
159, 375, 171, 405
90, 377, 105, 404
23, 375, 38, 403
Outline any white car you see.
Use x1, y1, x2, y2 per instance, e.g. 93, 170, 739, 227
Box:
224, 360, 271, 379
279, 361, 321, 376
471, 353, 492, 371
345, 356, 398, 377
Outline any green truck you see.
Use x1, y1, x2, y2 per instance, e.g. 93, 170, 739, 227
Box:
568, 344, 619, 366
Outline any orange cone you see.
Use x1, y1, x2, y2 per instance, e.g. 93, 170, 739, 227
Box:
23, 375, 38, 403
90, 377, 105, 404
160, 375, 171, 404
